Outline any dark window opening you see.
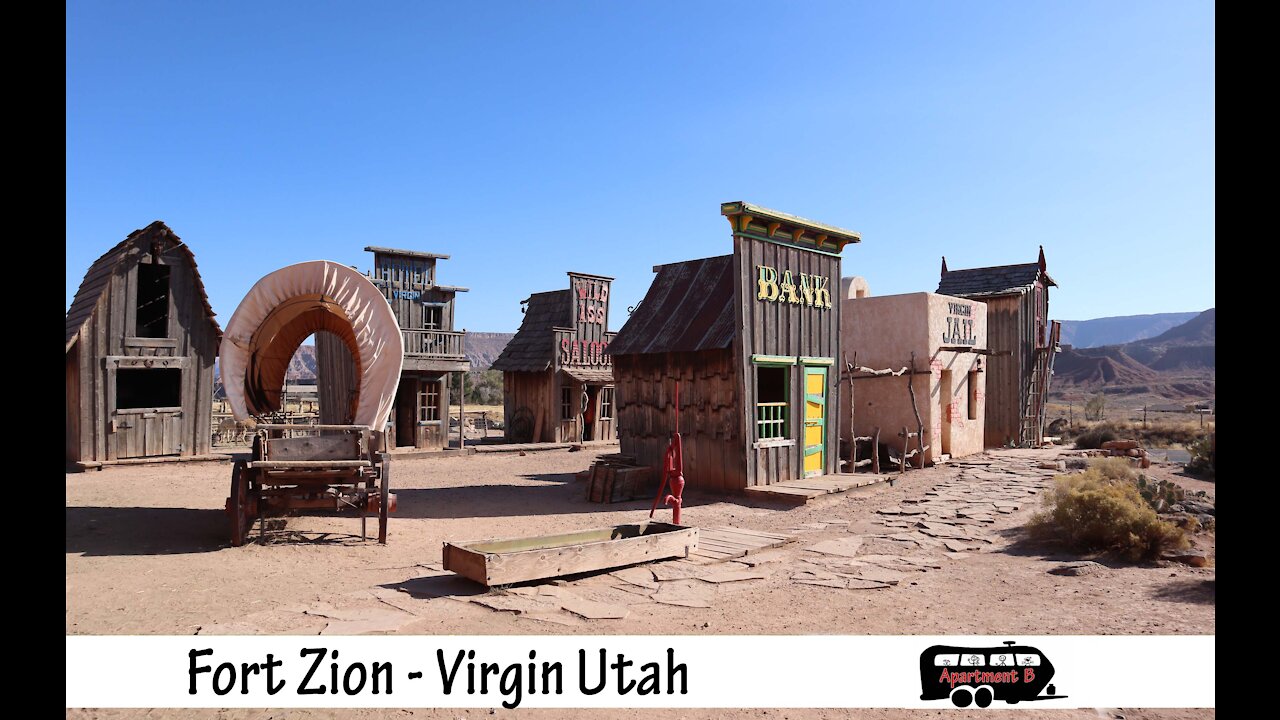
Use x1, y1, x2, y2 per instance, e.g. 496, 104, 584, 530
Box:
116, 368, 182, 409
561, 386, 574, 420
422, 306, 443, 330
755, 365, 789, 439
135, 263, 171, 338
968, 371, 979, 420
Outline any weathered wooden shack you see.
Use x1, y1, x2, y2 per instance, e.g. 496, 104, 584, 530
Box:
491, 273, 617, 443
65, 221, 221, 467
937, 247, 1060, 447
608, 202, 859, 493
317, 247, 469, 450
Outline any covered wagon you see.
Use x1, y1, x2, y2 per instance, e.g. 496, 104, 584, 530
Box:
219, 261, 405, 545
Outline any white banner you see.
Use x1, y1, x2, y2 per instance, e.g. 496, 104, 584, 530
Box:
66, 635, 1214, 709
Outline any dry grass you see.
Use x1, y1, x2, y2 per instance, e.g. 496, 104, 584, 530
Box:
1028, 458, 1188, 561
1061, 418, 1214, 449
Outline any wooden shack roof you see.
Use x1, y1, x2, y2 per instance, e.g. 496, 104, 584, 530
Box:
364, 246, 450, 260
490, 289, 572, 372
65, 221, 221, 353
608, 255, 736, 357
937, 247, 1057, 298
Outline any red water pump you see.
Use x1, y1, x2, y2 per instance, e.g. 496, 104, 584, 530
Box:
649, 382, 686, 525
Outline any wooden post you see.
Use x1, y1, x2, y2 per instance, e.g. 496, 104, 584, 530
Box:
907, 352, 926, 468
458, 371, 466, 451
844, 351, 857, 470
899, 427, 908, 474
872, 426, 881, 475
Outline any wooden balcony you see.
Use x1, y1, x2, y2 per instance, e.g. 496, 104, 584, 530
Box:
402, 329, 466, 360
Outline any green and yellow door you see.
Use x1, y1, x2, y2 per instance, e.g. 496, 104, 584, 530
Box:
803, 365, 827, 477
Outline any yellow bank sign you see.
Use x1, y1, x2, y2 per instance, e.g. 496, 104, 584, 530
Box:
756, 265, 833, 309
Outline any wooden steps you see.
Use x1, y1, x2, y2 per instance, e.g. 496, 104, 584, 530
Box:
742, 473, 895, 504
686, 526, 795, 564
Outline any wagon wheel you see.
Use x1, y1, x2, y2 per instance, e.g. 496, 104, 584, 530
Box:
508, 406, 534, 443
228, 460, 250, 547
377, 457, 390, 544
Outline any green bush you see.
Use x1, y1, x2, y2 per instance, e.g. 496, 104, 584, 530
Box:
1074, 422, 1120, 449
1028, 460, 1188, 561
1186, 433, 1215, 478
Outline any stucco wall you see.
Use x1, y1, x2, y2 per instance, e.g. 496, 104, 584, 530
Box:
839, 290, 988, 464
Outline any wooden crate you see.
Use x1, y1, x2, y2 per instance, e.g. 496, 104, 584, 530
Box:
443, 522, 698, 586
586, 463, 655, 503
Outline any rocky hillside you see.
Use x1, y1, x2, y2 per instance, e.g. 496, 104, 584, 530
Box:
1052, 308, 1214, 400
465, 332, 514, 370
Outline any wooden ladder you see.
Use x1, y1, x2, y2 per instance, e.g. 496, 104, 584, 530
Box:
1020, 321, 1061, 447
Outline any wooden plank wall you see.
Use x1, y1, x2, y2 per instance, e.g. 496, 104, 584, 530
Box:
66, 345, 80, 462
503, 371, 557, 443
614, 350, 743, 493
980, 294, 1032, 447
70, 246, 218, 463
731, 235, 842, 485
371, 255, 457, 330
316, 331, 358, 424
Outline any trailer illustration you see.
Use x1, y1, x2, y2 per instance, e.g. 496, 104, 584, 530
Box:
919, 641, 1066, 707
218, 260, 405, 546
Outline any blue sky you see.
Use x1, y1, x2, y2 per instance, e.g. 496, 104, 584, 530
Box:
67, 1, 1214, 332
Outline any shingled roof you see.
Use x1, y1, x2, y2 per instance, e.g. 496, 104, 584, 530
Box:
936, 247, 1056, 298
608, 255, 736, 356
490, 290, 572, 372
65, 221, 221, 353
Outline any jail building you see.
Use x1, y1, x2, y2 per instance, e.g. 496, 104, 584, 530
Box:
65, 221, 222, 468
491, 272, 618, 444
840, 288, 989, 467
317, 247, 469, 450
607, 201, 858, 493
937, 247, 1060, 447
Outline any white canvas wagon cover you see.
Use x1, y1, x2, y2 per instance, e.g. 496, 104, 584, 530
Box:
220, 260, 403, 429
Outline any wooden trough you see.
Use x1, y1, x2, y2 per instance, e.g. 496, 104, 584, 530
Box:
443, 522, 698, 587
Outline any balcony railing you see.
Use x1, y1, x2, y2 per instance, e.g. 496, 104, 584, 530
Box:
402, 329, 466, 359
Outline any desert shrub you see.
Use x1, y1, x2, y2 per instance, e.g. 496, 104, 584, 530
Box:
1093, 456, 1137, 482
1186, 433, 1215, 478
1084, 393, 1107, 421
1028, 461, 1188, 561
1074, 422, 1120, 449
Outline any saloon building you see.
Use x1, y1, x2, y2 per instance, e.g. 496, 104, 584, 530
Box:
607, 202, 858, 493
317, 247, 469, 450
491, 272, 618, 444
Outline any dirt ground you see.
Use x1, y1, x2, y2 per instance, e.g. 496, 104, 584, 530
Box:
66, 446, 1214, 718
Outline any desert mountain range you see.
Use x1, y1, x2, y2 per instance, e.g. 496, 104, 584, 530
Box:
1051, 308, 1215, 401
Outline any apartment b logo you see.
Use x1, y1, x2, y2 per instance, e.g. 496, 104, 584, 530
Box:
919, 641, 1067, 708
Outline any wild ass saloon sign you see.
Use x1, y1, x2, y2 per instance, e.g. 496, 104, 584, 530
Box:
561, 273, 612, 367
755, 265, 834, 309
